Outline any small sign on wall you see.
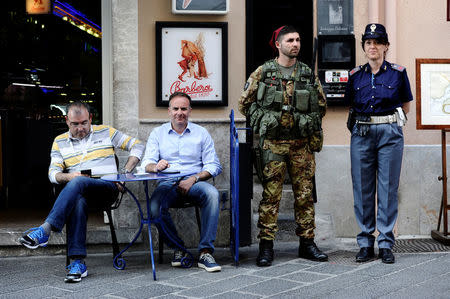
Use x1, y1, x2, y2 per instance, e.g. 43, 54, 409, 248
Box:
317, 0, 353, 35
172, 0, 229, 15
26, 0, 52, 14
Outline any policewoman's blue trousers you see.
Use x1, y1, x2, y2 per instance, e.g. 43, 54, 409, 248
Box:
351, 123, 404, 249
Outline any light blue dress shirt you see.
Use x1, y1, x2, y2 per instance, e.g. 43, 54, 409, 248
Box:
142, 122, 222, 177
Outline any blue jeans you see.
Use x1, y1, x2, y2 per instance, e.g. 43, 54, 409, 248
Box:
46, 176, 118, 257
351, 123, 403, 249
150, 179, 220, 253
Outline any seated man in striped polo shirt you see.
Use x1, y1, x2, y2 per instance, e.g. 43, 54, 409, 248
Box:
19, 101, 144, 283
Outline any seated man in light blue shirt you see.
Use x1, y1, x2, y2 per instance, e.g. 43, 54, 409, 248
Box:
141, 92, 223, 272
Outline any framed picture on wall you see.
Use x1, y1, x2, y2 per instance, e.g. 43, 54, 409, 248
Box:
448, 0, 450, 21
416, 58, 450, 129
156, 22, 228, 107
171, 0, 229, 15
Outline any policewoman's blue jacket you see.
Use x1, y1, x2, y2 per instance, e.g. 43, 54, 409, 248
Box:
345, 60, 413, 115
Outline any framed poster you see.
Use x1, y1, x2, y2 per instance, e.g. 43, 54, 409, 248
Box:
317, 0, 353, 35
416, 58, 450, 129
448, 0, 450, 21
156, 22, 228, 107
172, 0, 229, 15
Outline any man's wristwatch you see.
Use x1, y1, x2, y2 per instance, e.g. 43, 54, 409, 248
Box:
193, 175, 200, 183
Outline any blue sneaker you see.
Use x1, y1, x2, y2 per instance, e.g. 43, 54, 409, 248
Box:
19, 227, 49, 249
65, 260, 88, 283
198, 253, 221, 272
171, 250, 188, 267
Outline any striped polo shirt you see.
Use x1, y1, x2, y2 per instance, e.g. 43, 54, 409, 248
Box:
48, 125, 144, 183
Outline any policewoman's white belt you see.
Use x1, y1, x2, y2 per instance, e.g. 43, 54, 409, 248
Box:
357, 114, 397, 124
357, 108, 406, 126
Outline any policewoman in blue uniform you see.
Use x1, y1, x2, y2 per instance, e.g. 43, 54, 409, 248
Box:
344, 24, 413, 264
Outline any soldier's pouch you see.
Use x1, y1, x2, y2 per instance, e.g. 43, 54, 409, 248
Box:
308, 129, 323, 152
259, 113, 279, 137
294, 90, 310, 112
307, 85, 320, 112
297, 114, 309, 137
257, 82, 266, 101
262, 85, 277, 107
274, 90, 283, 108
252, 146, 264, 182
249, 104, 264, 129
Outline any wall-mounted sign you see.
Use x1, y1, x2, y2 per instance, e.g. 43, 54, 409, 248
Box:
26, 0, 52, 15
172, 0, 229, 15
156, 22, 228, 107
317, 0, 353, 35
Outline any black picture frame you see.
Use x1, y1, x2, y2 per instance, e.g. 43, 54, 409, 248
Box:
448, 0, 450, 21
155, 21, 228, 107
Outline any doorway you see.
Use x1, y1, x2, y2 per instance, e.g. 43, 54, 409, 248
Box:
245, 0, 314, 78
0, 1, 103, 223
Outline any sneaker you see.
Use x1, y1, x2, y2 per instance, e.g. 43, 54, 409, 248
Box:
198, 253, 221, 272
19, 227, 49, 249
65, 260, 88, 283
171, 250, 188, 267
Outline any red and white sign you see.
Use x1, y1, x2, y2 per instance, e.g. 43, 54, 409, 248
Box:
161, 27, 223, 103
325, 70, 348, 83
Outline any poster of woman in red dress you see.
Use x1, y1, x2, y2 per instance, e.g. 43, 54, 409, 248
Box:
158, 22, 227, 106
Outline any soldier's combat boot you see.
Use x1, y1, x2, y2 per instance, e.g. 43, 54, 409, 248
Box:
256, 239, 274, 267
298, 237, 328, 262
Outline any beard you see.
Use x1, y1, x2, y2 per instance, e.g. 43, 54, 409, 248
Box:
280, 46, 299, 59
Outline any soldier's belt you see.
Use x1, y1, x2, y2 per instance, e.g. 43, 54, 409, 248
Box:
357, 114, 397, 124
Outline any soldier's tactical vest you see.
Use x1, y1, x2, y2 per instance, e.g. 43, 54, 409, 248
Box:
249, 60, 321, 140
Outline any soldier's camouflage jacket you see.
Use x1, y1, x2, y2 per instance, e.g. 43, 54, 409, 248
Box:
238, 59, 326, 151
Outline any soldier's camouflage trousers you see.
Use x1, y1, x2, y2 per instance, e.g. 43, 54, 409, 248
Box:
258, 139, 316, 240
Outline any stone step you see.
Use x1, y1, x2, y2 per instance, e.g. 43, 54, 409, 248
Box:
0, 227, 141, 247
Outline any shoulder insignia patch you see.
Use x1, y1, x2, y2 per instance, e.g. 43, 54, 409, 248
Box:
349, 66, 361, 76
391, 64, 405, 72
244, 81, 249, 91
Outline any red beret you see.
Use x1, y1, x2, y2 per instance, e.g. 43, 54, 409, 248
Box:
269, 26, 286, 51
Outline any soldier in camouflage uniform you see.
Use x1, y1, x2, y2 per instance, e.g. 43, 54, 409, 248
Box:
238, 25, 328, 266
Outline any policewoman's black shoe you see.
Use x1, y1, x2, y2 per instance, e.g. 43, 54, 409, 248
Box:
378, 248, 395, 264
298, 238, 328, 262
355, 247, 375, 262
256, 239, 274, 267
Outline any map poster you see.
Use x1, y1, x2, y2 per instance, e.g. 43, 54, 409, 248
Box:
416, 58, 450, 129
155, 22, 228, 107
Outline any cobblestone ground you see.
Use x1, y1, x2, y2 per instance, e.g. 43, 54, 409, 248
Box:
0, 241, 449, 298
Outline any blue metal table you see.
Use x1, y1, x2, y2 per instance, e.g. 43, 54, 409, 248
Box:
101, 172, 195, 281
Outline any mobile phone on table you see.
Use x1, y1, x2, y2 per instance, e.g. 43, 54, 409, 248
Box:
81, 169, 92, 176
160, 170, 180, 174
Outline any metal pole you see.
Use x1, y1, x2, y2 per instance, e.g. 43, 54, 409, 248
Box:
443, 130, 448, 235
